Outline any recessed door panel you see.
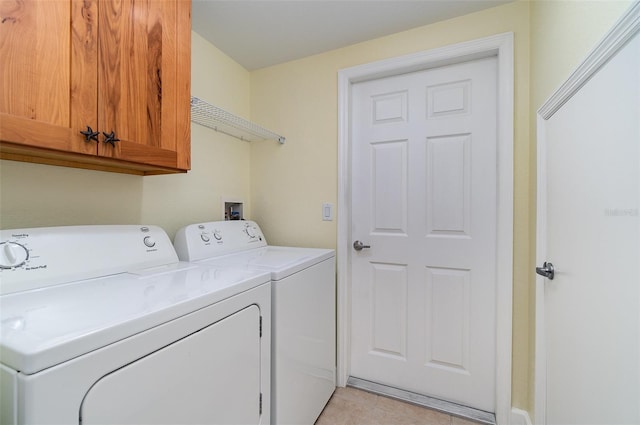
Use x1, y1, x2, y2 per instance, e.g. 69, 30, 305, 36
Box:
370, 262, 408, 359
427, 80, 471, 118
371, 140, 408, 234
426, 135, 471, 236
372, 91, 408, 124
425, 267, 470, 373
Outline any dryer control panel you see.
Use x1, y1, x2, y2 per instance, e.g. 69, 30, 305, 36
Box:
0, 225, 178, 295
174, 221, 267, 261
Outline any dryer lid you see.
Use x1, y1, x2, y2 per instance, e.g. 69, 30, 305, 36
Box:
0, 263, 270, 375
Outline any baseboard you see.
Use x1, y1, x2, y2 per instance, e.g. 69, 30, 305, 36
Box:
511, 408, 533, 425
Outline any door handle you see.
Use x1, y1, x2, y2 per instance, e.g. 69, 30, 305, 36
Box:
536, 261, 555, 280
353, 240, 371, 251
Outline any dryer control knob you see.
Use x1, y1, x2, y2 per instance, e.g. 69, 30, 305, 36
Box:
213, 230, 222, 241
0, 242, 29, 269
143, 236, 156, 248
201, 233, 211, 243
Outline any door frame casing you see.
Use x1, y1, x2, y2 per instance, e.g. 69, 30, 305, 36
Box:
534, 4, 640, 424
337, 33, 514, 424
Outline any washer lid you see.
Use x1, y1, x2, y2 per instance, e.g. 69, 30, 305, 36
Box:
0, 263, 270, 375
203, 246, 335, 280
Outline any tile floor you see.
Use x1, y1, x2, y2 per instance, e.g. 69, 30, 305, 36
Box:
315, 387, 482, 425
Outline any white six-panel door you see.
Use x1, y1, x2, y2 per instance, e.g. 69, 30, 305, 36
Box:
350, 56, 498, 411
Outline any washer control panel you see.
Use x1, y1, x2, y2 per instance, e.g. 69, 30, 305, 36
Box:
0, 225, 178, 295
174, 220, 267, 261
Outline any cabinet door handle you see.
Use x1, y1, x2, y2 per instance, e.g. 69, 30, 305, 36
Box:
80, 126, 99, 143
102, 131, 120, 147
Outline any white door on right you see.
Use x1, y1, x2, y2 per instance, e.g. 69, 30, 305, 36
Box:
538, 29, 639, 425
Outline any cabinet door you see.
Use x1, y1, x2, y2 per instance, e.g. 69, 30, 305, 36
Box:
0, 0, 98, 156
1, 0, 190, 175
97, 0, 191, 170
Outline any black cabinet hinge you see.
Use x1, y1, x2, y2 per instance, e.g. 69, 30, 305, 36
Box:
259, 316, 262, 338
259, 392, 263, 415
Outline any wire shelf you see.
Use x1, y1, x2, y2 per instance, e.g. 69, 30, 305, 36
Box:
190, 96, 285, 144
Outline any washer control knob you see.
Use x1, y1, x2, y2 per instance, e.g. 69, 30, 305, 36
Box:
143, 236, 156, 248
213, 230, 222, 241
245, 226, 256, 238
201, 233, 211, 243
0, 242, 29, 269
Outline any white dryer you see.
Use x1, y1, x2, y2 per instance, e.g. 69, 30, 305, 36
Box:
0, 225, 271, 425
174, 220, 336, 425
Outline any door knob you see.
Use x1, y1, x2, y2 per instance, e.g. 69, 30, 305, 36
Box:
353, 240, 371, 251
536, 261, 555, 280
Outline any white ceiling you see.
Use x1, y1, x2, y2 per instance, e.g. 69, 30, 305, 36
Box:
191, 0, 513, 71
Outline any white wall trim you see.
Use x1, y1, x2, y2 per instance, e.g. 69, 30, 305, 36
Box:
538, 2, 640, 119
337, 32, 514, 425
534, 3, 640, 424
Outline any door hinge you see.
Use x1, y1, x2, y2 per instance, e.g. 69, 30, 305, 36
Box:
259, 316, 262, 338
259, 392, 263, 415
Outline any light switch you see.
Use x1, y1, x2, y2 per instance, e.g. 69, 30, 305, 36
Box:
322, 203, 334, 221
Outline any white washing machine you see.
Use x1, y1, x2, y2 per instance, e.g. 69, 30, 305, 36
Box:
0, 225, 271, 425
174, 220, 336, 425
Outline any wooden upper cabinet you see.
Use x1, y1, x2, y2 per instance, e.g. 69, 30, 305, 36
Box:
0, 0, 191, 175
0, 0, 94, 156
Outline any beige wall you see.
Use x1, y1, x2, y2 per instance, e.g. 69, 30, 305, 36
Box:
0, 31, 252, 240
250, 0, 533, 410
528, 0, 632, 414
